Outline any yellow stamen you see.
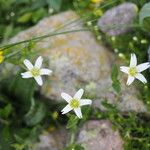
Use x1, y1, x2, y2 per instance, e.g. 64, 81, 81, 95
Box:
31, 68, 40, 77
129, 67, 137, 76
70, 99, 80, 109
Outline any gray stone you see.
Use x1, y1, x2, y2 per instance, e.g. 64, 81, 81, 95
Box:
7, 10, 147, 113
77, 120, 124, 150
31, 120, 124, 150
97, 2, 138, 36
32, 128, 67, 150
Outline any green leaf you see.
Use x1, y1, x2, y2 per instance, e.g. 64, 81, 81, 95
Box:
31, 8, 46, 23
11, 143, 25, 150
66, 115, 79, 130
2, 126, 11, 141
14, 0, 31, 5
17, 12, 33, 23
47, 0, 62, 12
112, 80, 121, 94
9, 71, 36, 110
139, 2, 150, 30
111, 64, 119, 81
3, 24, 13, 40
13, 125, 41, 144
111, 65, 121, 94
30, 0, 47, 10
24, 99, 46, 126
74, 145, 85, 150
26, 125, 41, 143
14, 134, 24, 144
0, 125, 13, 150
102, 100, 116, 110
0, 104, 12, 119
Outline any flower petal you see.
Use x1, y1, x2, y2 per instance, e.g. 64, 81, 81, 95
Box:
126, 76, 135, 85
135, 73, 147, 84
120, 66, 129, 74
130, 53, 137, 67
35, 56, 43, 68
40, 68, 52, 75
21, 71, 32, 78
34, 76, 43, 86
23, 59, 33, 70
80, 99, 92, 106
136, 62, 150, 72
61, 104, 72, 114
74, 108, 82, 118
61, 92, 72, 103
73, 89, 84, 100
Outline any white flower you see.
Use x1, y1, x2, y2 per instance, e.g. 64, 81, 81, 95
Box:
120, 53, 150, 85
61, 89, 92, 118
21, 56, 52, 86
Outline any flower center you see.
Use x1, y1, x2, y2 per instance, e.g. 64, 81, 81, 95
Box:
70, 99, 80, 109
129, 67, 137, 76
31, 68, 40, 77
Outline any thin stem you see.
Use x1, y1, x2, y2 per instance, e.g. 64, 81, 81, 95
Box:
69, 131, 76, 145
100, 0, 117, 9
0, 0, 118, 51
0, 28, 89, 50
101, 23, 141, 29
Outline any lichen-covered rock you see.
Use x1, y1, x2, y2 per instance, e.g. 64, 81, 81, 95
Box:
32, 128, 67, 150
8, 10, 147, 113
77, 120, 124, 150
97, 2, 138, 36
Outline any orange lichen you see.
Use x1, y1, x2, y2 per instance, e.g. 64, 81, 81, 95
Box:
53, 37, 67, 47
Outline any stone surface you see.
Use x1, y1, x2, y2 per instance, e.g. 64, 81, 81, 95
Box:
77, 120, 124, 150
98, 2, 138, 36
32, 128, 67, 150
31, 120, 124, 150
8, 10, 147, 113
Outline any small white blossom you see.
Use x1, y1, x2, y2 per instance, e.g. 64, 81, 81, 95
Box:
120, 53, 150, 85
61, 89, 92, 118
21, 56, 52, 86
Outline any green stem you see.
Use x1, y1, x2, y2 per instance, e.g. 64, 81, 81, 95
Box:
70, 131, 76, 145
0, 28, 89, 50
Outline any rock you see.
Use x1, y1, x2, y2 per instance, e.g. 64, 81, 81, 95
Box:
8, 10, 147, 113
31, 120, 124, 150
0, 63, 19, 78
97, 2, 138, 36
32, 128, 67, 150
77, 120, 124, 150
